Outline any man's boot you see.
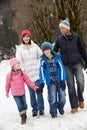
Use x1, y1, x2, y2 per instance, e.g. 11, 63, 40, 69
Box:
79, 101, 84, 109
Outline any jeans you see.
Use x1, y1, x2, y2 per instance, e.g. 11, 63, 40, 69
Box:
65, 63, 84, 109
28, 79, 44, 113
47, 84, 66, 116
13, 94, 27, 113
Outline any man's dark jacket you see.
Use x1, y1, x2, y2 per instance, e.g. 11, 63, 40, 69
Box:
54, 32, 87, 65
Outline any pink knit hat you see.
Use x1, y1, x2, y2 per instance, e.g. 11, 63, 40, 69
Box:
9, 58, 20, 67
21, 29, 31, 37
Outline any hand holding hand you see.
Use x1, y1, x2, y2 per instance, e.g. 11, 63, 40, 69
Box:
36, 83, 44, 94
60, 81, 66, 90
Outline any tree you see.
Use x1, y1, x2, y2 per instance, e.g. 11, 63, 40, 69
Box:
53, 0, 81, 32
0, 0, 87, 60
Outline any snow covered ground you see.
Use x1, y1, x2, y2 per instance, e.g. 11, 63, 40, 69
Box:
0, 60, 87, 130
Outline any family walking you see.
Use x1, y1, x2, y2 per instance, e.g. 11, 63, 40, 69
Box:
5, 19, 87, 124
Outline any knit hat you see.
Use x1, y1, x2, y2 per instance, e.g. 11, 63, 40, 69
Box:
59, 19, 70, 30
41, 42, 52, 50
9, 58, 20, 67
21, 29, 31, 37
41, 42, 57, 55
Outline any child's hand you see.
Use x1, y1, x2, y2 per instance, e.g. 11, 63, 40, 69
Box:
36, 84, 44, 94
36, 88, 41, 94
6, 93, 9, 98
36, 87, 39, 89
60, 81, 66, 90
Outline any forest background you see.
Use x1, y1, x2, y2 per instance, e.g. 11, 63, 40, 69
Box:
0, 0, 87, 61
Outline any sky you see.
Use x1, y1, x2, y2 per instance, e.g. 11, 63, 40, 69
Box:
0, 60, 87, 130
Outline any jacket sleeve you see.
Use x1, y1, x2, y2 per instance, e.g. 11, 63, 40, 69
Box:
35, 44, 42, 59
23, 72, 37, 90
16, 46, 25, 70
39, 58, 45, 84
54, 38, 60, 52
5, 73, 11, 95
57, 56, 66, 82
77, 35, 87, 63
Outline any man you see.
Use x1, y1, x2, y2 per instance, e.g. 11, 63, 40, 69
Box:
54, 19, 87, 114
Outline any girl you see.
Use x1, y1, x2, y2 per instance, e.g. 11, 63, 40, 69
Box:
5, 58, 39, 124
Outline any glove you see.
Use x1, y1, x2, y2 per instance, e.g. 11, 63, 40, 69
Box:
36, 83, 44, 94
36, 88, 41, 94
84, 63, 87, 70
60, 81, 66, 90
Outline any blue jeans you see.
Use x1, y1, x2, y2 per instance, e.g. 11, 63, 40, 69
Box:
47, 84, 66, 116
13, 94, 27, 113
28, 80, 44, 113
65, 63, 84, 109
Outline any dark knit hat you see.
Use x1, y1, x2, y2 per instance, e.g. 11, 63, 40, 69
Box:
59, 19, 70, 30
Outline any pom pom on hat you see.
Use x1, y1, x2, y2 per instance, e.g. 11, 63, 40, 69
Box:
41, 42, 57, 55
9, 58, 20, 67
21, 29, 31, 37
59, 19, 70, 30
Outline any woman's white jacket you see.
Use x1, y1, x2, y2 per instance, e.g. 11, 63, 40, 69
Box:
16, 40, 42, 82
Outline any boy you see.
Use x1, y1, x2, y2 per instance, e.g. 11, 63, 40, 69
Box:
39, 42, 66, 118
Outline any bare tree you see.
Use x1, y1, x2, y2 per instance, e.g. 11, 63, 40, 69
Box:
53, 0, 81, 32
0, 0, 87, 57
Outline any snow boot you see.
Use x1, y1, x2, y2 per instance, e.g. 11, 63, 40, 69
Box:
39, 110, 44, 115
79, 101, 84, 109
71, 108, 78, 114
20, 112, 27, 124
32, 112, 38, 117
59, 109, 64, 115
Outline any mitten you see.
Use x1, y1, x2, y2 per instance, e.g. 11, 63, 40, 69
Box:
36, 83, 44, 94
36, 88, 41, 94
60, 81, 66, 90
39, 83, 44, 89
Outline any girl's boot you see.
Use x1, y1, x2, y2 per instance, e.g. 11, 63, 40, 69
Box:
20, 112, 27, 124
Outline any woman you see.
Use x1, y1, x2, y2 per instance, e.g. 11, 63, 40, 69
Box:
16, 29, 44, 117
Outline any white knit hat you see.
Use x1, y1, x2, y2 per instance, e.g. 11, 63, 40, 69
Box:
59, 19, 70, 30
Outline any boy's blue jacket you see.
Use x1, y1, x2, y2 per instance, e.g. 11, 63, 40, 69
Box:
39, 53, 66, 86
